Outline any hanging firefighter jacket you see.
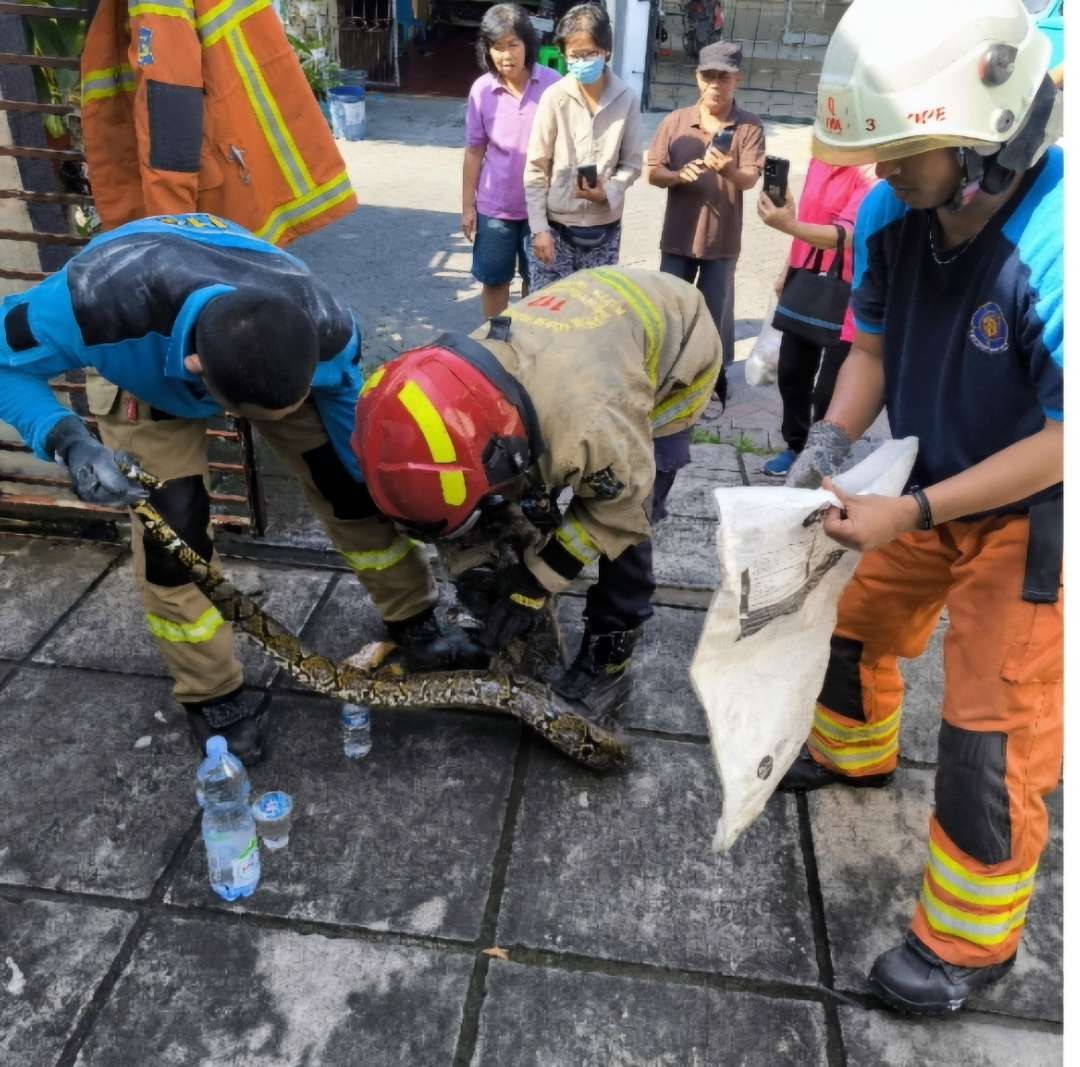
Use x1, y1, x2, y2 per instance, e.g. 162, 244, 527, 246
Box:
80, 0, 357, 246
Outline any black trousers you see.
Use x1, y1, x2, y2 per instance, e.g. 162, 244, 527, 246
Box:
583, 468, 678, 633
777, 332, 851, 453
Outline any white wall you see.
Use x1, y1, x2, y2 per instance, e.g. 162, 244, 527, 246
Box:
607, 0, 652, 105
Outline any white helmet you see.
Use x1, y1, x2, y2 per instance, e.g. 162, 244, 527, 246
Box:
813, 0, 1059, 193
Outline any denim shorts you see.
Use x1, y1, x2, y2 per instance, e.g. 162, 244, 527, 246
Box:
472, 213, 531, 287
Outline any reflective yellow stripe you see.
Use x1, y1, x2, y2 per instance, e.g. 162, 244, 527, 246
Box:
129, 0, 195, 23
919, 884, 1029, 946
650, 365, 717, 431
509, 592, 545, 610
926, 840, 1038, 907
81, 65, 136, 102
225, 26, 314, 198
252, 171, 354, 245
360, 366, 386, 396
813, 701, 902, 743
555, 514, 600, 566
807, 732, 898, 771
145, 607, 225, 644
341, 537, 416, 573
197, 0, 270, 46
591, 268, 664, 384
396, 380, 467, 506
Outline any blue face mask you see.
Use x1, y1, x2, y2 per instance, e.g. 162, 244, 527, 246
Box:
568, 56, 605, 85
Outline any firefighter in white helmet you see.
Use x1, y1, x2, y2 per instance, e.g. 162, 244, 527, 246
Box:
781, 0, 1062, 1014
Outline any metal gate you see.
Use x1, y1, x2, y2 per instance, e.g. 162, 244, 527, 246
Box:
0, 1, 266, 535
337, 0, 398, 87
645, 0, 843, 115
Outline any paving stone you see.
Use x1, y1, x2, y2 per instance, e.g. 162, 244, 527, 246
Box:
558, 600, 708, 736
0, 536, 119, 659
652, 514, 722, 589
257, 474, 334, 551
284, 571, 384, 667
33, 561, 333, 688
663, 447, 744, 521
0, 667, 195, 897
475, 961, 828, 1066
898, 619, 946, 764
0, 896, 135, 1067
168, 692, 517, 940
838, 1007, 1062, 1067
498, 737, 817, 982
811, 770, 1063, 1021
0, 661, 13, 687
74, 913, 472, 1066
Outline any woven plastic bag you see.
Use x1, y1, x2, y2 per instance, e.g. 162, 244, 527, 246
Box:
744, 292, 782, 387
690, 437, 918, 852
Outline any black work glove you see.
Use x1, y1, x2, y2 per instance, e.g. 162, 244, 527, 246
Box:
481, 561, 549, 652
45, 415, 148, 507
785, 420, 852, 489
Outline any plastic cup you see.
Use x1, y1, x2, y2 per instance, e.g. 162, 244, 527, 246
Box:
251, 790, 294, 850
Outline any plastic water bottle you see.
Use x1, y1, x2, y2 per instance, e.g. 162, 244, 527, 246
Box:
196, 736, 260, 901
341, 703, 372, 759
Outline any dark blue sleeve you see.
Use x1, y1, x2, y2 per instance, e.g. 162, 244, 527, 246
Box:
851, 182, 906, 336
1004, 149, 1063, 421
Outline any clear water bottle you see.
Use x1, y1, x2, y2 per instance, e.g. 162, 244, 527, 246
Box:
341, 703, 372, 759
196, 736, 260, 901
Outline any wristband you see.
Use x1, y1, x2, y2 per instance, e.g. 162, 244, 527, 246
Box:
907, 485, 934, 531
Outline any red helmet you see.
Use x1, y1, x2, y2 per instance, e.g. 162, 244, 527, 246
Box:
351, 344, 531, 537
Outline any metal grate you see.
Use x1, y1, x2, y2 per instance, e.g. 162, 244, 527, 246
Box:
1, 1, 266, 533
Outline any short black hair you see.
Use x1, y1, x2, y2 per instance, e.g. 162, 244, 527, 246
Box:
555, 3, 612, 55
476, 3, 539, 73
194, 289, 318, 411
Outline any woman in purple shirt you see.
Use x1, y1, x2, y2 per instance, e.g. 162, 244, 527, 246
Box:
463, 4, 561, 319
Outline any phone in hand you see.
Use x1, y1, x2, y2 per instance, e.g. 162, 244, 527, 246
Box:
764, 155, 790, 207
576, 163, 598, 190
711, 129, 734, 154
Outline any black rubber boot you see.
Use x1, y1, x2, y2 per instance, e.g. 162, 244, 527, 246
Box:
184, 688, 266, 767
552, 626, 640, 728
778, 744, 894, 793
869, 931, 1016, 1015
386, 607, 490, 672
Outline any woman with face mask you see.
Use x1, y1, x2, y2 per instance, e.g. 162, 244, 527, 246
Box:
523, 4, 644, 287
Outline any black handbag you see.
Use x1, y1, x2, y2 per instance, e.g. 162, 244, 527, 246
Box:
772, 225, 851, 347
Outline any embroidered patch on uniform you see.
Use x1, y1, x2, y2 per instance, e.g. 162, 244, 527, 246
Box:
137, 27, 154, 66
582, 465, 626, 500
968, 302, 1009, 354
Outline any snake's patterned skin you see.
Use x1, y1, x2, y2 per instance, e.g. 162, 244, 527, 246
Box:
122, 466, 629, 771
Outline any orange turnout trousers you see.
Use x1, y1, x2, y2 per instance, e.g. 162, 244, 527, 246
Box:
807, 514, 1063, 967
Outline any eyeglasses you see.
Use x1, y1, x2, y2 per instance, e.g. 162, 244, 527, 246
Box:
565, 50, 604, 61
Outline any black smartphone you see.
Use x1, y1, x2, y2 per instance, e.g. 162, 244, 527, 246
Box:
576, 163, 598, 189
764, 155, 790, 207
711, 129, 734, 154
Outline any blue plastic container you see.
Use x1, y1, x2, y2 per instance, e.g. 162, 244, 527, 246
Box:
328, 85, 366, 141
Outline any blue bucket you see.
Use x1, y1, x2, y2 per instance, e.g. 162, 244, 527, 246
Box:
328, 85, 366, 141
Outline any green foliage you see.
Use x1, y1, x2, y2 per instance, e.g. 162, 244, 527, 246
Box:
688, 428, 770, 455
21, 0, 85, 138
286, 30, 344, 101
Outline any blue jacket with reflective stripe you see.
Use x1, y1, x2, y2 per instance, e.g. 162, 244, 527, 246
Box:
0, 214, 364, 479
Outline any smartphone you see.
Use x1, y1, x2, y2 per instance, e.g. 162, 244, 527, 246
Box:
576, 163, 598, 189
764, 155, 790, 207
711, 129, 734, 154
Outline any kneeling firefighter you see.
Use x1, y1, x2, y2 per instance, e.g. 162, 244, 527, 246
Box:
782, 0, 1063, 1014
352, 268, 723, 726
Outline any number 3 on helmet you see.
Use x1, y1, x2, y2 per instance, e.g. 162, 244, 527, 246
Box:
351, 346, 531, 538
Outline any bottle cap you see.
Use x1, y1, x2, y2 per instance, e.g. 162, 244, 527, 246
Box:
254, 790, 293, 820
206, 735, 227, 758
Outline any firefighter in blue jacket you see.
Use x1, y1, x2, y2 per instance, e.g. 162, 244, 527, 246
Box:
0, 214, 482, 763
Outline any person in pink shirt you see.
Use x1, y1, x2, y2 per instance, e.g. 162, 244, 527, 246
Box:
463, 5, 561, 319
756, 160, 876, 477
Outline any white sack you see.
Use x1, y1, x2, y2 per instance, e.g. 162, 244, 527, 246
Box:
744, 293, 782, 387
690, 438, 919, 852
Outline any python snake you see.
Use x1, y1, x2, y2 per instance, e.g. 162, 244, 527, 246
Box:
120, 464, 630, 771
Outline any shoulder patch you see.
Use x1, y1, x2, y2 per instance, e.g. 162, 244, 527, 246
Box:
969, 302, 1010, 354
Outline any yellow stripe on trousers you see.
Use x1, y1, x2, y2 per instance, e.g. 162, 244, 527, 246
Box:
340, 537, 417, 573
145, 606, 225, 644
919, 882, 1029, 947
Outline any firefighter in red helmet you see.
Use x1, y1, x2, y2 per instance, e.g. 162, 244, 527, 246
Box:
353, 267, 723, 725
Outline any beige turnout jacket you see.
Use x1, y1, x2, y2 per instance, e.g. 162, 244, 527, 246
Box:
469, 267, 722, 593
